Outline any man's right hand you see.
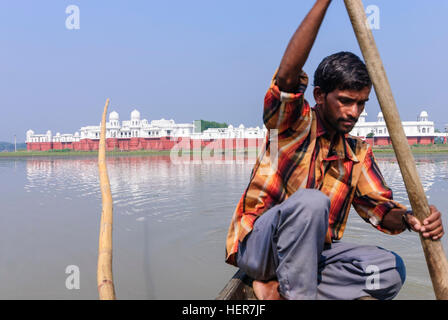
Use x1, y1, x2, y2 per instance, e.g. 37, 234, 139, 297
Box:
277, 0, 332, 92
407, 205, 445, 240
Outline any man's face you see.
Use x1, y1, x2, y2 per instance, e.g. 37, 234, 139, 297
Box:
313, 86, 371, 134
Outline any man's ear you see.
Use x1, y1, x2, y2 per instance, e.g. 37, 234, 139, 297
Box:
313, 86, 325, 106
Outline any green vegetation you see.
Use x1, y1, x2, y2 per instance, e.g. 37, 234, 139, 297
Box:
1, 143, 447, 158
372, 144, 448, 154
47, 148, 73, 152
194, 119, 228, 133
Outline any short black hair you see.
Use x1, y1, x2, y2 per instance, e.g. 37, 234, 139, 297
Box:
313, 51, 372, 93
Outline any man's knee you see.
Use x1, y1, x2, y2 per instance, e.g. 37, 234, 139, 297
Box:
364, 249, 406, 300
383, 252, 406, 299
281, 189, 330, 224
392, 252, 406, 285
290, 188, 330, 206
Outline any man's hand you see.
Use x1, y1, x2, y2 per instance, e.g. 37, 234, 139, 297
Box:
407, 205, 445, 240
276, 0, 332, 92
381, 205, 444, 240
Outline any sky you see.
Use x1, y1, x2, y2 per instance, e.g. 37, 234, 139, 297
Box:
0, 0, 447, 142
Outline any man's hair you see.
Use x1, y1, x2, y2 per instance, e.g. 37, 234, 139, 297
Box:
313, 51, 372, 93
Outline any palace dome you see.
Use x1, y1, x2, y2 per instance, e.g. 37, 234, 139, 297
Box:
377, 112, 384, 122
131, 109, 141, 120
109, 111, 119, 121
418, 111, 429, 122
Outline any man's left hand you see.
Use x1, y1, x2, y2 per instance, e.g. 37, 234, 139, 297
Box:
407, 205, 445, 240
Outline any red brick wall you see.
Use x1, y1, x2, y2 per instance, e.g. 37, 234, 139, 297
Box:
417, 137, 434, 145
30, 135, 425, 152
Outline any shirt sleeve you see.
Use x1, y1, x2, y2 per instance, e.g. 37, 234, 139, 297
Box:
263, 68, 310, 133
352, 146, 407, 235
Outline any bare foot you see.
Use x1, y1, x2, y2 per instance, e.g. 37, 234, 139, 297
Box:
252, 280, 286, 300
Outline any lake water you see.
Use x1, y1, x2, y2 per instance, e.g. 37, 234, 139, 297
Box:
0, 153, 447, 300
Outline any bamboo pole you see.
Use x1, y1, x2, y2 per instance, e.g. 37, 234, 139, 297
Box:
97, 98, 116, 300
344, 0, 448, 299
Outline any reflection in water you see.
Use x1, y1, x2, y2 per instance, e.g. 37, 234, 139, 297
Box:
24, 155, 447, 222
375, 156, 440, 204
10, 154, 448, 299
23, 156, 253, 299
25, 156, 251, 222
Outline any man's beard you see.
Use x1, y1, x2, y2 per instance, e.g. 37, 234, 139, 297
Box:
335, 116, 358, 134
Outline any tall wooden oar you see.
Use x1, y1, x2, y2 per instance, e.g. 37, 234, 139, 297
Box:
344, 0, 448, 299
97, 98, 116, 300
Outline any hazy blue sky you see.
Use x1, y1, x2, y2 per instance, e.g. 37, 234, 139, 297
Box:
1, 0, 447, 142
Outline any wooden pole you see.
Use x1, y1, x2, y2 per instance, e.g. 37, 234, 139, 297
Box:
97, 98, 116, 300
344, 0, 448, 299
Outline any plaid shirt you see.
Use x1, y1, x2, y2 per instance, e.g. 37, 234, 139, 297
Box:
225, 70, 406, 266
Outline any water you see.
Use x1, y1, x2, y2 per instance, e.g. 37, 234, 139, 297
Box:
0, 153, 447, 299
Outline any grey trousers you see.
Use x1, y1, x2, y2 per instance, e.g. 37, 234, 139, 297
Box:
236, 189, 406, 300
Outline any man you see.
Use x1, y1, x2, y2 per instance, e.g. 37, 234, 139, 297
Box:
225, 0, 444, 300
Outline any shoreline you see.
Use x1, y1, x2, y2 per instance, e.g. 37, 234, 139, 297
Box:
370, 145, 448, 154
1, 145, 448, 158
0, 149, 173, 158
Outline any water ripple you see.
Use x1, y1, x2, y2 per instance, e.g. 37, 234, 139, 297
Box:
19, 154, 448, 299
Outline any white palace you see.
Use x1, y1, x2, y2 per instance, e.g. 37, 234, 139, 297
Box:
350, 110, 435, 137
26, 108, 444, 150
26, 109, 267, 143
